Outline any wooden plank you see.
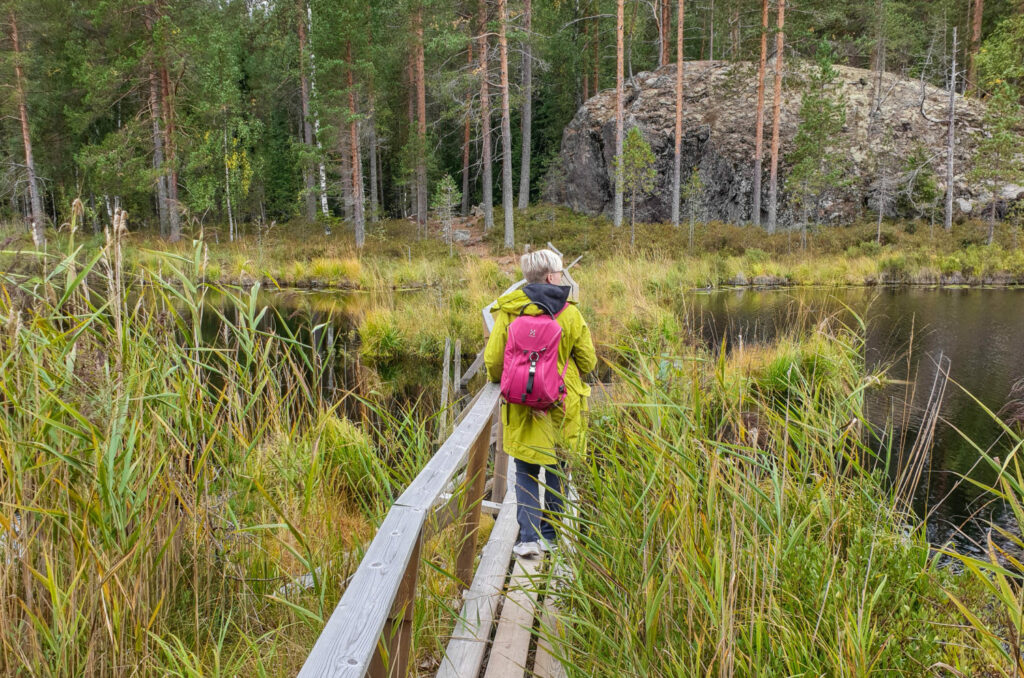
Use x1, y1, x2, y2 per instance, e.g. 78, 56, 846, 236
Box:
297, 505, 426, 678
533, 599, 567, 678
436, 496, 519, 678
395, 383, 501, 512
483, 558, 543, 678
459, 346, 482, 389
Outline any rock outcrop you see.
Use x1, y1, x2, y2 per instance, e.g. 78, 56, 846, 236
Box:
546, 60, 1023, 225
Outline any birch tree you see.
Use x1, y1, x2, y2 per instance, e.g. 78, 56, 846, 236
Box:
8, 9, 45, 246
671, 0, 685, 228
750, 0, 769, 227
614, 0, 625, 228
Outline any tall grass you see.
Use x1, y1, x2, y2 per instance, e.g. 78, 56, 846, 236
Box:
0, 230, 467, 674
548, 319, 995, 676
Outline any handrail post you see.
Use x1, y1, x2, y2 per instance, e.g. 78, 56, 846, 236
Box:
490, 406, 507, 504
368, 533, 422, 678
455, 425, 490, 586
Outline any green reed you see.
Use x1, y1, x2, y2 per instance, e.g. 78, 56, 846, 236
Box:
0, 228, 449, 675
545, 320, 993, 676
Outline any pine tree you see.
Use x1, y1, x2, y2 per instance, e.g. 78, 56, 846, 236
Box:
766, 0, 786, 233
497, 0, 514, 249
478, 0, 494, 230
517, 0, 532, 209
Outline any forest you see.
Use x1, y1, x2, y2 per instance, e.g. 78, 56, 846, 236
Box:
2, 0, 1023, 250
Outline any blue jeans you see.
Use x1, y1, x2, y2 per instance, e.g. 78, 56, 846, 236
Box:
515, 460, 565, 543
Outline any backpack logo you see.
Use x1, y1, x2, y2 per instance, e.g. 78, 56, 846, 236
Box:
529, 329, 536, 336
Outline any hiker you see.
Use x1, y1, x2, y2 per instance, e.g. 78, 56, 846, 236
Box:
484, 249, 597, 559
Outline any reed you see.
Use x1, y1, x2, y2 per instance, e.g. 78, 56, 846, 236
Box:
543, 320, 992, 675
0, 234, 454, 674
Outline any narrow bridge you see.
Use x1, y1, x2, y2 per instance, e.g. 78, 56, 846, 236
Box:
296, 381, 567, 678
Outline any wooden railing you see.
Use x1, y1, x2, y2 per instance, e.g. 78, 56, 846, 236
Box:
297, 382, 506, 678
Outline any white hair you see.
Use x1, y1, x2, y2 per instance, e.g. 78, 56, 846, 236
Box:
520, 249, 564, 284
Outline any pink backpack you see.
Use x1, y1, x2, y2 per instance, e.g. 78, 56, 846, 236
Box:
500, 305, 570, 409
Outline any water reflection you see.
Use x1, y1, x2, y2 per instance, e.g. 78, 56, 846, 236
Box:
682, 286, 1024, 551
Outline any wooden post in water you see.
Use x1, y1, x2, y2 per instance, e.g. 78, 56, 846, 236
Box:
456, 426, 490, 586
368, 534, 422, 678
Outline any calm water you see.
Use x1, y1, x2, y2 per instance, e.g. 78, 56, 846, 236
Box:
683, 286, 1024, 553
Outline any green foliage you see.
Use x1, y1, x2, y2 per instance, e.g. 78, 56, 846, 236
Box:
976, 13, 1024, 101
787, 41, 848, 223
616, 127, 657, 243
431, 173, 461, 255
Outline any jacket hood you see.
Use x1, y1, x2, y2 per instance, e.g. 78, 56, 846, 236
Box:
493, 283, 572, 317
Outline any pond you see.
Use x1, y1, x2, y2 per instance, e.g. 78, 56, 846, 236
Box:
683, 286, 1024, 554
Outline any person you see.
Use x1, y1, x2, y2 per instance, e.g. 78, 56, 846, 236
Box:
484, 249, 597, 558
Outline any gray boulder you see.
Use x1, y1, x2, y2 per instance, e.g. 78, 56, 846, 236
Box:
546, 60, 1016, 226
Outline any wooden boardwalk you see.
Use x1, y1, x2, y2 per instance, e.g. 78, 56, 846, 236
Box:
295, 381, 568, 678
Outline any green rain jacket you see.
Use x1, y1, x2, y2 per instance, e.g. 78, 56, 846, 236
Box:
484, 284, 597, 466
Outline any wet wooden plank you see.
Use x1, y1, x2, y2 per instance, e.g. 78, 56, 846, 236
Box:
482, 557, 542, 678
436, 495, 519, 678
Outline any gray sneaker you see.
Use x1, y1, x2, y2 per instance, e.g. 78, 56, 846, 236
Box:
513, 541, 542, 559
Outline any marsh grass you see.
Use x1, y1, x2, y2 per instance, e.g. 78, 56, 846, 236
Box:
0, 232, 475, 675
541, 320, 996, 676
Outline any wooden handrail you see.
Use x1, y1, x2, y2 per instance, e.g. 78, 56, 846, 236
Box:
298, 382, 502, 678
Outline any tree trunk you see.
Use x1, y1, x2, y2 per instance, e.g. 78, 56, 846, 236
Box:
149, 70, 170, 237
224, 125, 234, 241
369, 102, 379, 222
517, 0, 532, 210
766, 0, 785, 233
462, 39, 473, 216
339, 125, 352, 222
944, 27, 957, 231
708, 0, 714, 60
872, 0, 885, 118
498, 0, 514, 248
306, 3, 329, 219
296, 0, 317, 222
348, 42, 365, 250
479, 0, 494, 230
730, 6, 740, 58
659, 0, 670, 67
593, 5, 600, 94
583, 18, 591, 101
751, 0, 768, 227
159, 65, 181, 241
11, 11, 45, 247
614, 0, 624, 228
414, 5, 428, 234
967, 0, 983, 96
671, 0, 685, 228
